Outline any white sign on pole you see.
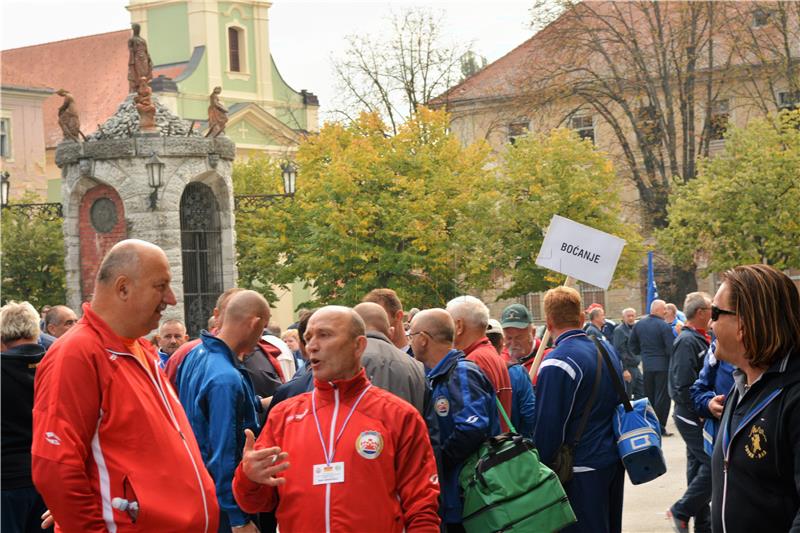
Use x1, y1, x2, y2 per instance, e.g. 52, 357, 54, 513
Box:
535, 215, 626, 290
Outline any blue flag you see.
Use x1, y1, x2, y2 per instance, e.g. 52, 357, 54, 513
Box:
646, 251, 659, 313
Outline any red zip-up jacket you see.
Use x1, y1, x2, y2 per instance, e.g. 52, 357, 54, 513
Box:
464, 337, 513, 432
31, 303, 219, 532
233, 369, 440, 532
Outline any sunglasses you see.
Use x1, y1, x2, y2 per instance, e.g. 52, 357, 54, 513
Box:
711, 305, 736, 321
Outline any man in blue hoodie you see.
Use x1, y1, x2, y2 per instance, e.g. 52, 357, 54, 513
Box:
410, 309, 499, 532
177, 290, 269, 533
534, 287, 624, 533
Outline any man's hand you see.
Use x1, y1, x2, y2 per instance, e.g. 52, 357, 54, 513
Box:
41, 509, 54, 529
623, 370, 632, 383
708, 394, 725, 419
241, 429, 290, 486
231, 520, 260, 533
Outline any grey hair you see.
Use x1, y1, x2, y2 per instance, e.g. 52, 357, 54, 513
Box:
683, 292, 711, 320
622, 307, 636, 315
446, 295, 490, 330
1, 301, 41, 344
589, 308, 604, 320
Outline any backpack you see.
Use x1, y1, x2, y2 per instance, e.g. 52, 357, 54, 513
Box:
591, 336, 667, 485
459, 399, 577, 532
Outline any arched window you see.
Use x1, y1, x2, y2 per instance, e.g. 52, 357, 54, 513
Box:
228, 27, 241, 72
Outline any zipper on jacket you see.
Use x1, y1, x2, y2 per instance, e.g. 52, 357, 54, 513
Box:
325, 385, 340, 533
109, 350, 211, 533
721, 456, 729, 533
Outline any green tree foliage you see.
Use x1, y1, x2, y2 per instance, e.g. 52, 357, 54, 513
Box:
484, 128, 643, 298
233, 108, 495, 309
1, 197, 66, 309
658, 111, 800, 272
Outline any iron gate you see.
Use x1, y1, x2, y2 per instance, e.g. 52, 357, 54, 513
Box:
180, 182, 224, 337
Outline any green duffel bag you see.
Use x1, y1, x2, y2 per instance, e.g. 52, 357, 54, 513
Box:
459, 400, 576, 533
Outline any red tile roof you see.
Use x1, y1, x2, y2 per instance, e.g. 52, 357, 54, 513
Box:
2, 30, 130, 147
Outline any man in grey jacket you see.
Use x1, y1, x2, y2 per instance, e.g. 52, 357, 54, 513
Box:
629, 299, 675, 436
353, 302, 428, 413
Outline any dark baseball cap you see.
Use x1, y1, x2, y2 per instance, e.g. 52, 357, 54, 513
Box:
500, 304, 533, 329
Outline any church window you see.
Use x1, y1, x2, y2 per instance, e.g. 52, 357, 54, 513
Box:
228, 27, 241, 72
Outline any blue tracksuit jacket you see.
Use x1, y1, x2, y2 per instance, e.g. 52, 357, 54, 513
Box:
176, 332, 261, 529
427, 349, 499, 524
534, 329, 623, 471
507, 363, 536, 438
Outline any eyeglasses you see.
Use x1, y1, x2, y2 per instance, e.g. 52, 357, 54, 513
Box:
407, 331, 430, 340
711, 305, 736, 321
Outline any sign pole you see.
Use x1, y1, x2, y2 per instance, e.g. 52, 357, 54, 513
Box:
528, 275, 576, 382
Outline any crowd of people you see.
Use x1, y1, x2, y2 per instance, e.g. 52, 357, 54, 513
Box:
2, 238, 799, 533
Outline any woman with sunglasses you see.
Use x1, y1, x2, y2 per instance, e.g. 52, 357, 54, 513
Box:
709, 264, 800, 533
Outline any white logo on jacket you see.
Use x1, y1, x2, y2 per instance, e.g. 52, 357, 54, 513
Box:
44, 432, 61, 446
286, 409, 309, 423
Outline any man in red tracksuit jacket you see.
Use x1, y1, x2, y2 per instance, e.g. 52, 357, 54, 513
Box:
233, 306, 441, 533
31, 240, 218, 532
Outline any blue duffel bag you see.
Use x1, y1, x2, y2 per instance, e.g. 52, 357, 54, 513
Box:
591, 337, 667, 485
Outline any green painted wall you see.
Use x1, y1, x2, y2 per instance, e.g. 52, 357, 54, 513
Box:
218, 3, 257, 94
271, 59, 307, 130
177, 50, 211, 119
147, 3, 190, 66
227, 119, 279, 146
47, 179, 61, 202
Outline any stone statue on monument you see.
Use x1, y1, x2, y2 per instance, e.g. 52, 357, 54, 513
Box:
206, 86, 228, 138
134, 77, 157, 133
128, 23, 153, 94
56, 89, 85, 142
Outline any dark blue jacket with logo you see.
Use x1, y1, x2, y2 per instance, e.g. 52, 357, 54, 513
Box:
176, 332, 262, 529
711, 349, 800, 532
427, 349, 499, 524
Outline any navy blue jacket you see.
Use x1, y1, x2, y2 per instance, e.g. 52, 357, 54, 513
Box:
534, 330, 623, 471
629, 315, 674, 372
690, 341, 735, 419
176, 332, 261, 528
612, 322, 641, 371
427, 349, 499, 524
668, 327, 710, 413
507, 363, 536, 439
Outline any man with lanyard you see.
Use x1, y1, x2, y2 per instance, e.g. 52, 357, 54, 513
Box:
233, 306, 440, 532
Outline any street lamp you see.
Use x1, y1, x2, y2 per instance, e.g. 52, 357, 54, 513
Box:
1, 171, 9, 208
233, 160, 298, 211
146, 152, 165, 210
0, 172, 63, 219
281, 161, 297, 196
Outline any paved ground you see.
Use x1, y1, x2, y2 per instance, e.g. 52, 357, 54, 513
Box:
622, 416, 689, 532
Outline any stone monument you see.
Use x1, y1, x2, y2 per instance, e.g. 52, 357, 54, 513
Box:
55, 26, 237, 335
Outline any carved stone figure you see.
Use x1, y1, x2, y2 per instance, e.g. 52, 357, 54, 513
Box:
128, 23, 153, 93
206, 86, 228, 138
56, 89, 85, 142
134, 77, 157, 133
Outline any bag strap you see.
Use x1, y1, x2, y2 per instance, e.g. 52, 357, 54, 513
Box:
495, 396, 517, 434
590, 336, 633, 412
571, 347, 603, 448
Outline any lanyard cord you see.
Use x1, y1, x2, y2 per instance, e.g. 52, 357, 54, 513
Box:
312, 384, 372, 465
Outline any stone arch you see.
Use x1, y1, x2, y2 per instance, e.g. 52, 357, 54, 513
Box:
78, 184, 127, 301
180, 181, 224, 336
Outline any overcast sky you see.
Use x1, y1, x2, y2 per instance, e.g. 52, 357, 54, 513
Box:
1, 0, 535, 119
